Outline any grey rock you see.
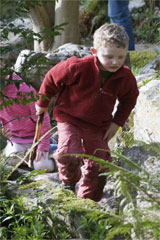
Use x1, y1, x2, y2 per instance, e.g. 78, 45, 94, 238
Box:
136, 73, 155, 84
140, 55, 160, 74
13, 44, 91, 90
134, 80, 160, 143
129, 0, 145, 12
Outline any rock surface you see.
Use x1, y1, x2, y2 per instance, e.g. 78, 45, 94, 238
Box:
140, 55, 160, 74
134, 80, 160, 143
13, 44, 92, 90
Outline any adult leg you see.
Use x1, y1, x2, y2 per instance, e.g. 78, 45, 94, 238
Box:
77, 128, 111, 202
53, 122, 83, 185
108, 0, 135, 50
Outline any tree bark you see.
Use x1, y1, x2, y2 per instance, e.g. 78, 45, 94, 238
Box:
53, 0, 80, 50
28, 1, 55, 52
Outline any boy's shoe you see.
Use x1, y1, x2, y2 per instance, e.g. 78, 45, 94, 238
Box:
61, 183, 76, 193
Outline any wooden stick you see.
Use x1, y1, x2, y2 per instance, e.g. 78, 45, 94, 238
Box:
28, 113, 44, 168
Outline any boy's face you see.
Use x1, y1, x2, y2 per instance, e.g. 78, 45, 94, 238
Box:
91, 43, 128, 72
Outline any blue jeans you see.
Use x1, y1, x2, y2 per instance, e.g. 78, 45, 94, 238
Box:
49, 137, 58, 152
108, 0, 135, 50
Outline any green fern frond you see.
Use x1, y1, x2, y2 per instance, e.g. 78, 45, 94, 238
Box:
104, 223, 132, 240
112, 150, 149, 176
142, 142, 160, 158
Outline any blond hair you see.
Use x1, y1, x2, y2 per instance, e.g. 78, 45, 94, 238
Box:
93, 23, 129, 50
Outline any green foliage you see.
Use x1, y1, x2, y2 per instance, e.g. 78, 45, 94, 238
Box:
65, 148, 160, 240
130, 50, 158, 69
0, 170, 108, 239
1, 140, 160, 239
0, 0, 65, 109
79, 0, 109, 37
0, 190, 71, 239
131, 66, 141, 76
138, 78, 153, 88
79, 212, 111, 240
48, 188, 109, 239
136, 142, 160, 159
115, 113, 135, 149
0, 0, 56, 21
116, 127, 134, 149
16, 169, 46, 185
80, 0, 159, 45
0, 90, 39, 110
0, 155, 11, 180
0, 133, 7, 150
107, 149, 160, 240
131, 6, 160, 43
0, 169, 72, 239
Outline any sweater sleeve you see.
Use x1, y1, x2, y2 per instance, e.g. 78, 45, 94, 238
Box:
112, 71, 139, 127
36, 57, 76, 108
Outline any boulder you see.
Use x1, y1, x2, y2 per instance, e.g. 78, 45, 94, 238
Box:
136, 73, 155, 85
14, 44, 91, 90
140, 55, 160, 74
129, 0, 145, 12
134, 80, 160, 143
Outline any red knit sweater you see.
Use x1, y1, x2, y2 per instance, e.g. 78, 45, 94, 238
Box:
37, 55, 139, 129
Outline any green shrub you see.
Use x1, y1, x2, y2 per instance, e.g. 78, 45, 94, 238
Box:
130, 50, 158, 69
131, 6, 160, 43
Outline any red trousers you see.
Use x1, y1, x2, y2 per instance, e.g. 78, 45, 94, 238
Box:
54, 122, 111, 202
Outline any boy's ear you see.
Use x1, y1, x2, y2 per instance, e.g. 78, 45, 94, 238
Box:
90, 47, 97, 56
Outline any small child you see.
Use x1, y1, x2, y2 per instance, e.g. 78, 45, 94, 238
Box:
35, 23, 139, 201
0, 72, 55, 172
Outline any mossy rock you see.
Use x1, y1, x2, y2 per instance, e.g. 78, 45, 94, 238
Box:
51, 188, 103, 213
17, 181, 108, 239
49, 189, 108, 238
130, 50, 158, 69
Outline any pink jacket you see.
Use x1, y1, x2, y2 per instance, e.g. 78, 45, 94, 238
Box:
37, 56, 139, 129
0, 73, 51, 151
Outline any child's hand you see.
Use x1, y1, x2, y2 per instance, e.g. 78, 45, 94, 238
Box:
1, 127, 12, 138
35, 149, 48, 162
103, 122, 119, 142
33, 150, 54, 172
35, 104, 48, 115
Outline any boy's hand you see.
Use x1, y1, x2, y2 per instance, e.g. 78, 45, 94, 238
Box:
103, 122, 119, 142
35, 104, 48, 115
35, 149, 48, 162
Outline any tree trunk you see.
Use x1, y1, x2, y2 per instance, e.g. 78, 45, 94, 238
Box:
28, 1, 55, 52
53, 0, 80, 50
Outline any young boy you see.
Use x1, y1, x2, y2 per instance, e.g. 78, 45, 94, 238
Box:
35, 23, 139, 201
0, 72, 55, 172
